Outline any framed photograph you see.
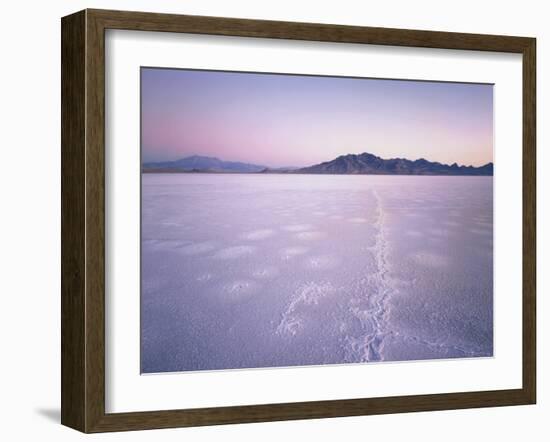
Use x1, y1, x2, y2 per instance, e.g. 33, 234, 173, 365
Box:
61, 9, 536, 433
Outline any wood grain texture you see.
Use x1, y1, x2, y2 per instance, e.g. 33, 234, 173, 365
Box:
61, 10, 86, 432
61, 8, 537, 433
84, 9, 107, 433
89, 8, 532, 52
522, 38, 536, 404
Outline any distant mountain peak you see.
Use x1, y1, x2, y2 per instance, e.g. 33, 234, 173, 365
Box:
186, 154, 217, 161
296, 152, 493, 176
142, 155, 266, 173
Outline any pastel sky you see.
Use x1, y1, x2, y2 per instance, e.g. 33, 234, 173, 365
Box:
141, 68, 493, 168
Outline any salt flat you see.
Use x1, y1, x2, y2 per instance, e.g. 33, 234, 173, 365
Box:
141, 174, 493, 373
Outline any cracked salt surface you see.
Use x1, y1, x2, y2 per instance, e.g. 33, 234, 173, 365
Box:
141, 174, 493, 373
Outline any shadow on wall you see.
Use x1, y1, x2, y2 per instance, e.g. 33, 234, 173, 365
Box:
35, 408, 60, 423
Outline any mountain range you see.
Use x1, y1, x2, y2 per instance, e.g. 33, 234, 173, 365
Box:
142, 155, 266, 173
143, 153, 493, 176
296, 152, 493, 175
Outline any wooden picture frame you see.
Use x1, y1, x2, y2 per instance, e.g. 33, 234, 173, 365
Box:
61, 8, 536, 433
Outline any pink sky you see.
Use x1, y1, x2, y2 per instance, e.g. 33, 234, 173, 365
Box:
141, 68, 493, 168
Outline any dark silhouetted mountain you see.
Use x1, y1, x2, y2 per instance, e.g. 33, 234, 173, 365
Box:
296, 152, 493, 176
143, 153, 493, 176
142, 155, 266, 173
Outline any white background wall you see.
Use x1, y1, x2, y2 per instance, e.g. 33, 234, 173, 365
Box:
0, 1, 546, 440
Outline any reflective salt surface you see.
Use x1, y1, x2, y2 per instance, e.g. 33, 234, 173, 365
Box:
141, 174, 493, 373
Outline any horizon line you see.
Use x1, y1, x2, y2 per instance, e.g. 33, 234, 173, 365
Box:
142, 151, 494, 170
